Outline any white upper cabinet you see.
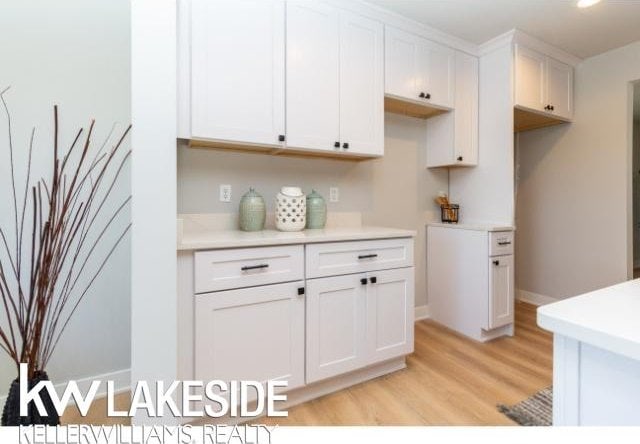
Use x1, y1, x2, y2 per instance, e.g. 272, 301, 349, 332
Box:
338, 12, 384, 156
286, 2, 340, 153
545, 57, 573, 120
287, 3, 384, 156
426, 51, 478, 167
515, 44, 573, 120
385, 26, 455, 110
189, 0, 285, 146
514, 45, 546, 112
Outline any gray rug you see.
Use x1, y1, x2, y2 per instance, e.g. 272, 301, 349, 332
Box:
497, 387, 552, 426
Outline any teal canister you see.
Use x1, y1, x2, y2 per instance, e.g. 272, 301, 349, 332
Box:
239, 188, 266, 232
306, 189, 327, 229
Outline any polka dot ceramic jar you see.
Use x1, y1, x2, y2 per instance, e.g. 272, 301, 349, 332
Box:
276, 186, 306, 232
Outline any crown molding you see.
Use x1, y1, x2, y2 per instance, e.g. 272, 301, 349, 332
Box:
512, 29, 582, 66
329, 0, 480, 56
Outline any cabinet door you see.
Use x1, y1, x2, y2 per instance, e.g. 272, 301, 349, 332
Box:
515, 44, 546, 112
306, 274, 367, 383
286, 2, 340, 152
339, 12, 384, 156
421, 40, 455, 109
488, 255, 514, 329
426, 51, 477, 168
546, 57, 573, 120
190, 0, 285, 146
366, 267, 414, 364
384, 26, 419, 100
195, 281, 305, 394
453, 51, 478, 165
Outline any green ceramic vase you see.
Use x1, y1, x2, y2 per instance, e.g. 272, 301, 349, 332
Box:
239, 188, 266, 232
306, 189, 327, 229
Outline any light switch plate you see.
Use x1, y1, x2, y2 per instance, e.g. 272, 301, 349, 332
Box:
219, 184, 232, 202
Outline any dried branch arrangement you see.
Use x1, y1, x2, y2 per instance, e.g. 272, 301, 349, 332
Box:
0, 86, 131, 379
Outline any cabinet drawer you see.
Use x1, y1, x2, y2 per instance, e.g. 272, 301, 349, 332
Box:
306, 238, 414, 279
489, 231, 514, 257
194, 245, 304, 293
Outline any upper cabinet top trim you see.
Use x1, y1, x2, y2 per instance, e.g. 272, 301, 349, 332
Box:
479, 29, 582, 67
325, 0, 479, 56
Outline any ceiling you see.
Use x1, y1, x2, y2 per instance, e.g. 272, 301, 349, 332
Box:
365, 0, 640, 59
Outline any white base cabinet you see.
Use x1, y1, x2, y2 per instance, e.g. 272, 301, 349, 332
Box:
306, 267, 414, 383
427, 225, 514, 342
188, 236, 415, 405
306, 274, 367, 382
195, 280, 306, 391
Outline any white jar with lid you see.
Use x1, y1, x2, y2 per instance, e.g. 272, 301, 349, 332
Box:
276, 186, 306, 232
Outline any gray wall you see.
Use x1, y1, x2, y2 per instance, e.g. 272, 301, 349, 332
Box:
516, 41, 640, 300
0, 2, 130, 395
178, 112, 449, 308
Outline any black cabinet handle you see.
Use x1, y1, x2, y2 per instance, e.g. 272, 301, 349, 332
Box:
297, 287, 305, 296
342, 142, 349, 149
497, 241, 512, 246
419, 92, 426, 98
334, 141, 340, 148
493, 260, 500, 266
369, 276, 377, 284
278, 134, 285, 142
241, 264, 269, 271
551, 105, 555, 111
457, 156, 463, 161
425, 93, 431, 99
358, 254, 378, 260
360, 278, 368, 285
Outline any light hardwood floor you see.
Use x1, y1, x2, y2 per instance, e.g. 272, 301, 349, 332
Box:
258, 300, 551, 426
61, 301, 551, 426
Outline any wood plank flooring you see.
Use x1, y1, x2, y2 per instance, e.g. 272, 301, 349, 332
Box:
258, 301, 551, 426
61, 301, 551, 426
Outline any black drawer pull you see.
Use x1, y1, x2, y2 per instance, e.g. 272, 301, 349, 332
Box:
493, 260, 500, 266
358, 254, 378, 260
369, 276, 377, 284
241, 264, 270, 271
360, 278, 368, 285
297, 287, 305, 296
497, 241, 512, 246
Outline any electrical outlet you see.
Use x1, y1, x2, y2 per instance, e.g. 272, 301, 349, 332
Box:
219, 184, 232, 203
329, 187, 339, 203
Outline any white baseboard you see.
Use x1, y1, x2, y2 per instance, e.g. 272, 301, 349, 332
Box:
516, 289, 558, 306
0, 368, 130, 408
414, 305, 430, 321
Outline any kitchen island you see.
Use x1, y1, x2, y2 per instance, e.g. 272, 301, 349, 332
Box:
537, 279, 640, 425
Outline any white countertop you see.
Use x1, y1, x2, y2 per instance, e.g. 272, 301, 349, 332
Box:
427, 222, 514, 232
178, 226, 416, 250
537, 279, 640, 361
